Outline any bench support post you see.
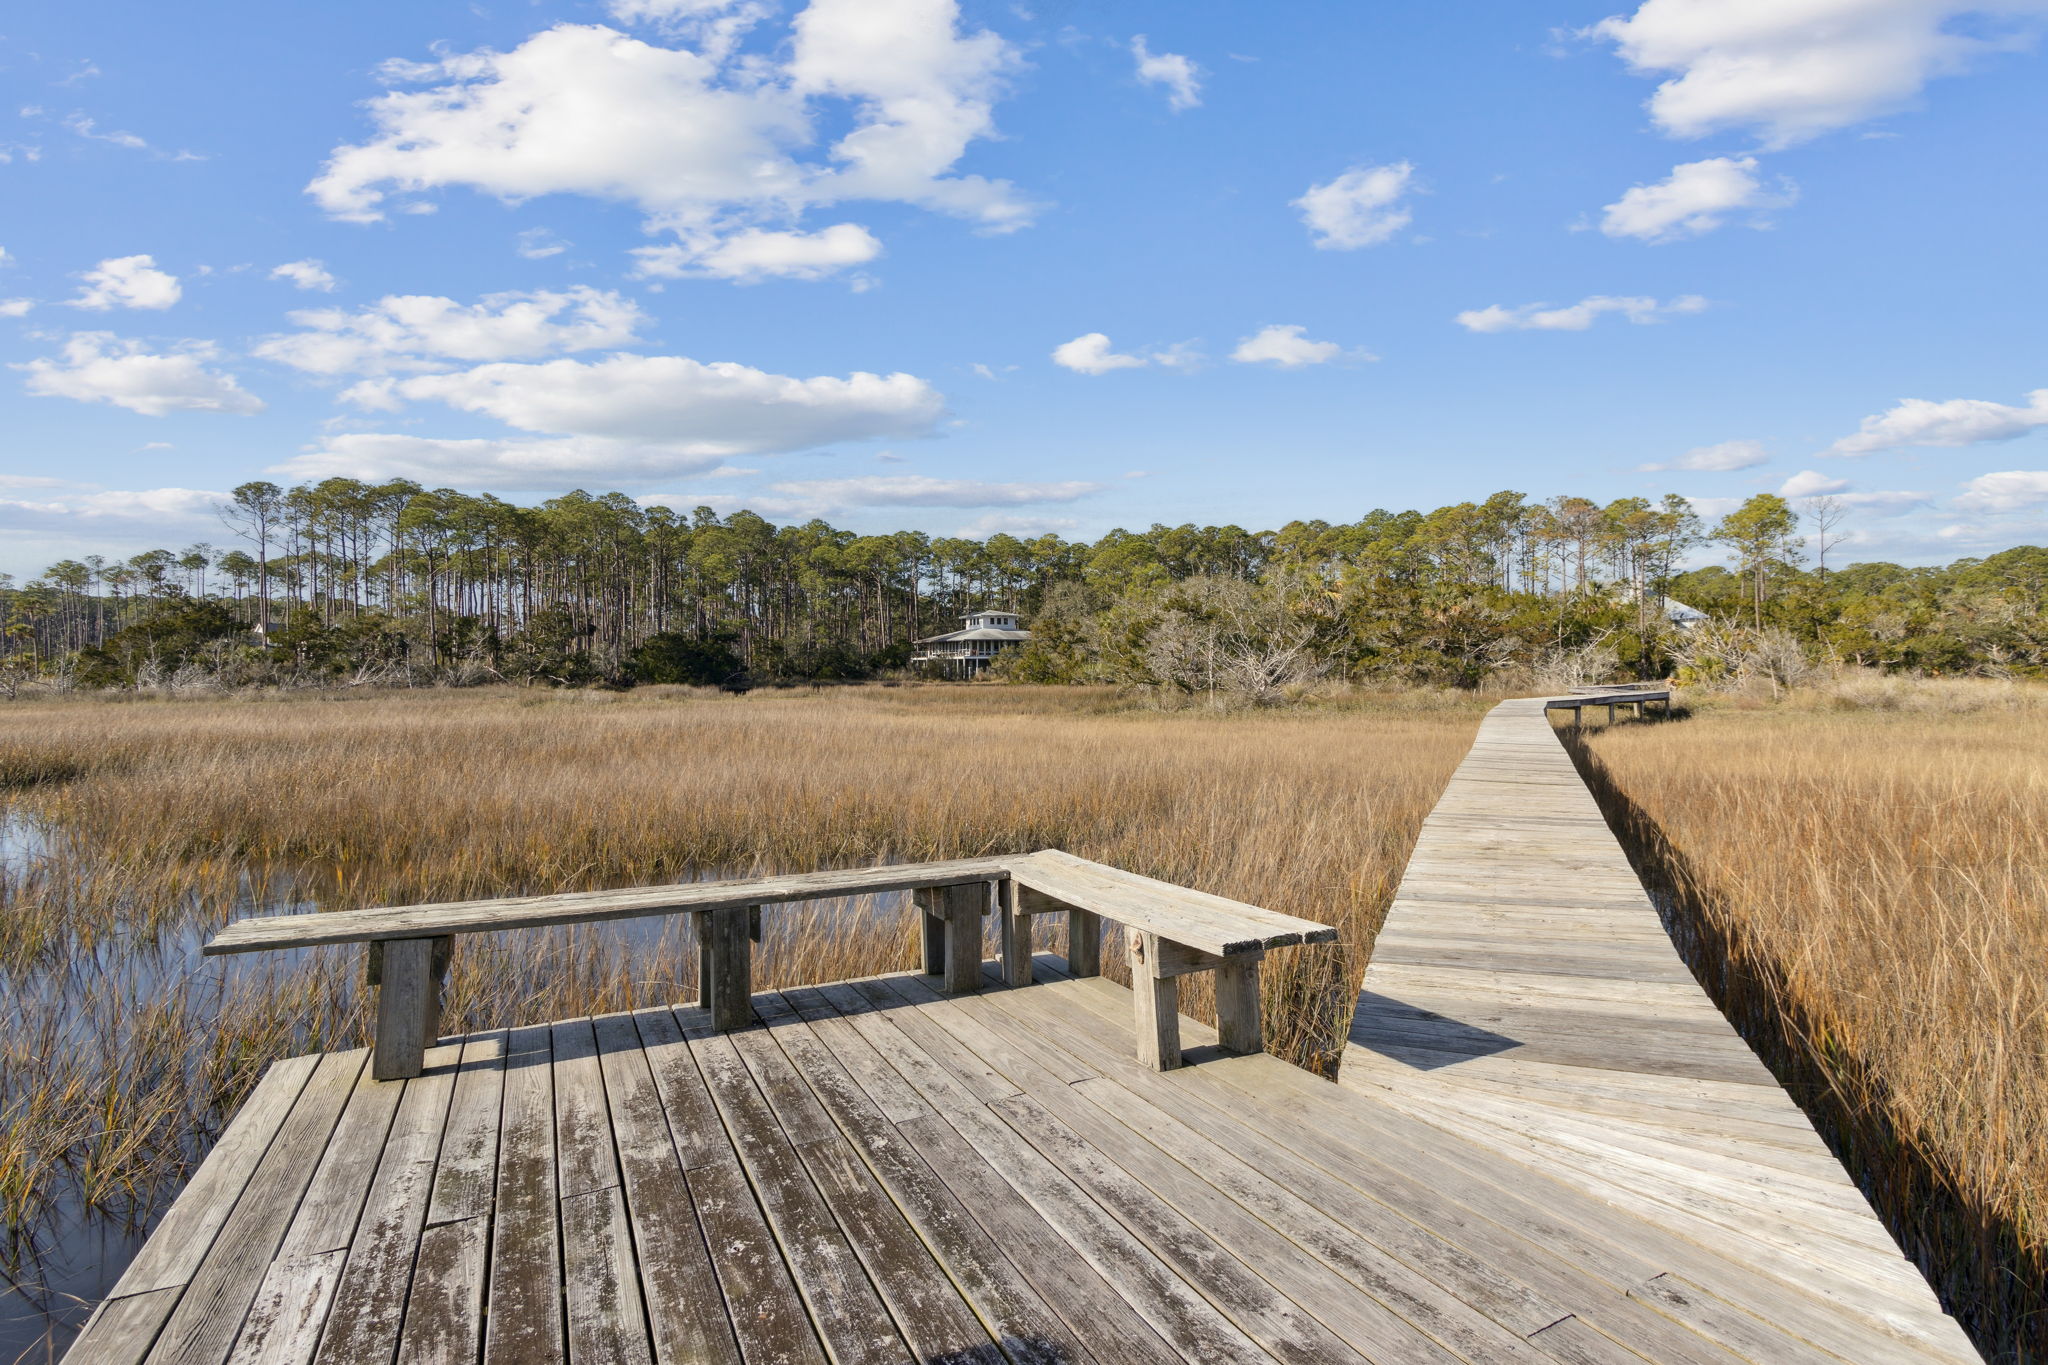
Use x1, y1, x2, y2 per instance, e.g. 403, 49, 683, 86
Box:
371, 935, 449, 1081
917, 888, 946, 975
1067, 908, 1102, 977
942, 882, 985, 994
705, 904, 755, 1031
1214, 956, 1262, 1055
1129, 931, 1181, 1071
999, 880, 1033, 987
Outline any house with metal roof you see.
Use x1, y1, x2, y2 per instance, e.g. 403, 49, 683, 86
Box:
910, 609, 1032, 677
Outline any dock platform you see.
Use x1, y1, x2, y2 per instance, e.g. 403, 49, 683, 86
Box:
70, 698, 1979, 1364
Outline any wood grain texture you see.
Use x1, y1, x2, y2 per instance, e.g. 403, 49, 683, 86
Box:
1340, 694, 1980, 1365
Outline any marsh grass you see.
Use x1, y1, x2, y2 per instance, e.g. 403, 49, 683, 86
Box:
1574, 690, 2048, 1360
0, 683, 1478, 1355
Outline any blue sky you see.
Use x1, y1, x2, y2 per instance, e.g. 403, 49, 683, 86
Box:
2, 0, 2046, 576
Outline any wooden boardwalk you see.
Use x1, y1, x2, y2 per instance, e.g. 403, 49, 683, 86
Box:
1343, 696, 1979, 1363
68, 696, 1983, 1364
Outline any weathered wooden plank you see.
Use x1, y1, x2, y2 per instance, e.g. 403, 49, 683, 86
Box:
108, 1054, 320, 1299
686, 1153, 832, 1365
811, 990, 1273, 1365
1627, 1274, 1851, 1365
67, 1287, 182, 1365
146, 1049, 366, 1365
751, 996, 1094, 1365
790, 1134, 1008, 1365
207, 856, 1015, 952
1025, 977, 1758, 1365
691, 1031, 909, 1365
549, 1018, 619, 1199
222, 1251, 344, 1365
561, 1186, 655, 1365
310, 1041, 461, 1364
992, 1092, 1427, 1365
395, 1217, 487, 1365
425, 1032, 506, 1228
483, 1024, 563, 1365
275, 1063, 404, 1262
592, 1012, 740, 1365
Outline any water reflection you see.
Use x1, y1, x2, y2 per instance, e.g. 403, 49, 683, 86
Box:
0, 800, 917, 1362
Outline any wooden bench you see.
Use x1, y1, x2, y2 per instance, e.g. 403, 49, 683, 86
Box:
1005, 850, 1337, 1070
204, 850, 1337, 1079
1544, 685, 1673, 725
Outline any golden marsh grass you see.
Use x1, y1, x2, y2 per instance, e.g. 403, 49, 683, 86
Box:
1576, 694, 2048, 1358
0, 683, 1480, 1353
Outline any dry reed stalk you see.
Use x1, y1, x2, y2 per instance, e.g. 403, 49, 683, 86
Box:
1575, 701, 2048, 1359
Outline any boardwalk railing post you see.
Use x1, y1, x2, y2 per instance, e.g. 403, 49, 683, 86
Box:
371, 935, 446, 1080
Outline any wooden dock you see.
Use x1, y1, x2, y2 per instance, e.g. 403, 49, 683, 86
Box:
1344, 696, 1978, 1363
68, 699, 1981, 1364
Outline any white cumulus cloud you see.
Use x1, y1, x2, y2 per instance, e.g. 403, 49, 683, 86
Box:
1457, 293, 1708, 332
1825, 388, 2048, 455
255, 287, 647, 376
359, 352, 945, 459
275, 433, 730, 487
1591, 0, 2048, 149
1639, 438, 1769, 472
0, 299, 32, 318
17, 334, 264, 416
308, 8, 1030, 278
632, 223, 882, 282
1294, 161, 1415, 249
68, 254, 182, 310
1229, 324, 1343, 368
1956, 469, 2048, 511
0, 487, 228, 536
269, 259, 337, 292
1052, 332, 1148, 375
1600, 156, 1794, 241
1132, 36, 1202, 111
1779, 469, 1851, 497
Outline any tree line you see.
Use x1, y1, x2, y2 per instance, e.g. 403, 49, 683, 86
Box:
1, 476, 2042, 695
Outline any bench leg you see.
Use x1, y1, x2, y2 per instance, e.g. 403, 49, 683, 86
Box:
999, 881, 1034, 987
943, 882, 985, 995
372, 936, 445, 1081
1129, 931, 1181, 1071
916, 888, 946, 975
706, 904, 754, 1031
1214, 957, 1262, 1055
1067, 908, 1101, 978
